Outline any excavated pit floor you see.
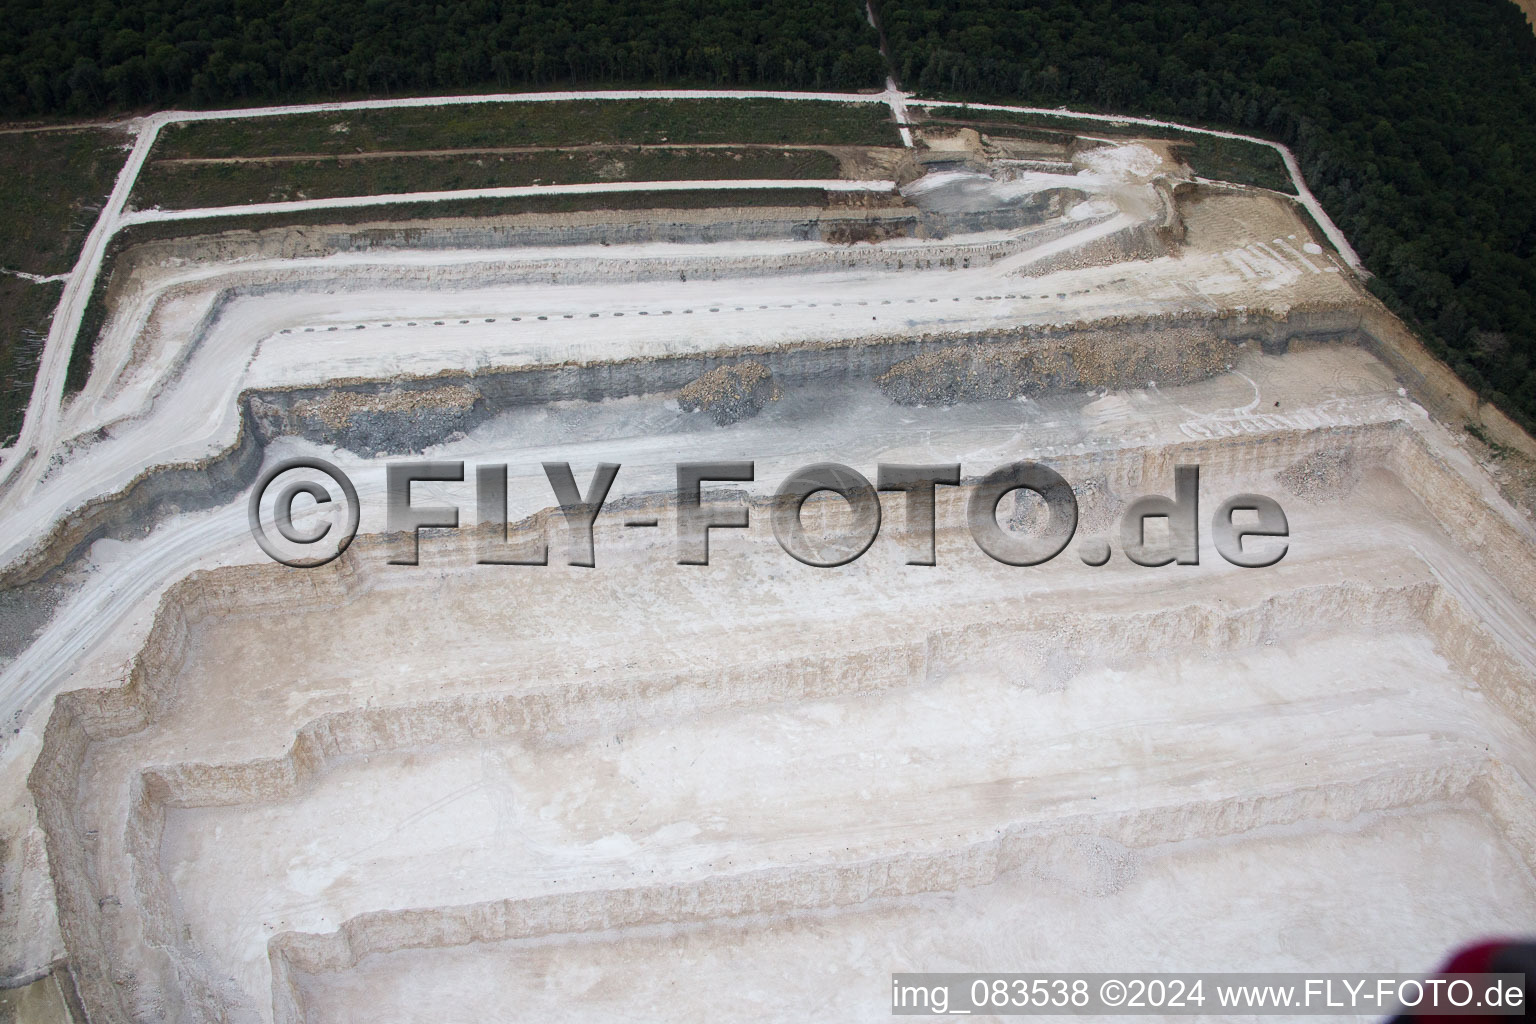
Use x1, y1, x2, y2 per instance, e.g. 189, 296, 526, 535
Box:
293, 806, 1533, 1024
34, 342, 1536, 1023
5, 155, 1535, 1024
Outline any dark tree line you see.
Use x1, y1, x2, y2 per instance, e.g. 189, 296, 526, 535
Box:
0, 0, 884, 113
881, 0, 1536, 426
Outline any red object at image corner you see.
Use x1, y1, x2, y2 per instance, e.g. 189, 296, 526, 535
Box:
1386, 940, 1533, 1023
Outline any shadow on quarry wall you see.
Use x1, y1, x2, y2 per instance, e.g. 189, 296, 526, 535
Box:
5, 305, 1367, 600
111, 196, 1075, 269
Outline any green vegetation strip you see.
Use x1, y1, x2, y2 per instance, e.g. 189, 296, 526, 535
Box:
0, 127, 129, 441
1175, 136, 1293, 195
925, 106, 1293, 194
0, 277, 61, 443
0, 127, 128, 276
152, 99, 900, 158
133, 147, 842, 211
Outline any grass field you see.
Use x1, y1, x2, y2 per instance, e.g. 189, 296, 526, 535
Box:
0, 127, 128, 275
133, 98, 897, 211
1169, 136, 1294, 194
132, 147, 843, 210
152, 99, 900, 158
0, 277, 60, 442
923, 106, 1294, 194
0, 127, 129, 441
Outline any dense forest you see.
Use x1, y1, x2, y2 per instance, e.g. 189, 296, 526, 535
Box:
0, 0, 884, 109
2, 0, 1534, 427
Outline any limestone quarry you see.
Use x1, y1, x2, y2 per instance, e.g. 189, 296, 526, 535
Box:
0, 93, 1533, 1023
